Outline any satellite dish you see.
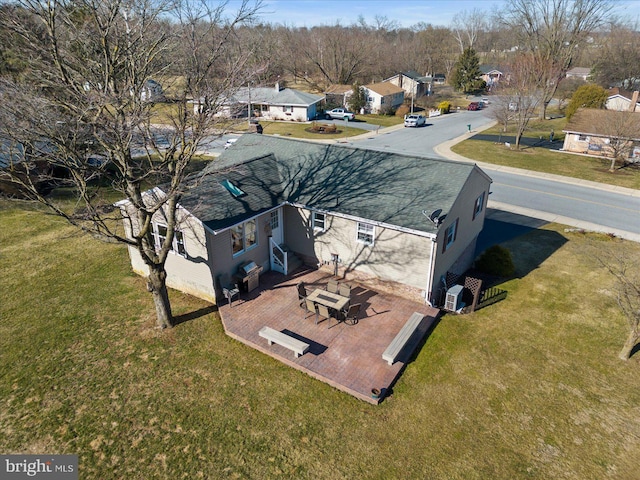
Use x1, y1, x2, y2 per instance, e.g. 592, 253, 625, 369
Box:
428, 209, 442, 223
422, 208, 444, 227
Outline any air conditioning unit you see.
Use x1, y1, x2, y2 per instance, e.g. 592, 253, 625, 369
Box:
445, 284, 464, 311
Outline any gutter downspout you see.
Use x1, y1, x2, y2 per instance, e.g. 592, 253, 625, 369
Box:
425, 236, 438, 307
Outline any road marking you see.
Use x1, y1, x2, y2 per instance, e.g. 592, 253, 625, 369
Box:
493, 182, 640, 213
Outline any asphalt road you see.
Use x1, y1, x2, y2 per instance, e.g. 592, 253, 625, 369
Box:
345, 103, 640, 242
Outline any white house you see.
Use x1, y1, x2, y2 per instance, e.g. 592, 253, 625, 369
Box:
363, 82, 405, 114
606, 88, 640, 112
193, 84, 324, 122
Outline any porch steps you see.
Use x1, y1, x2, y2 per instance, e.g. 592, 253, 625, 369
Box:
286, 250, 303, 273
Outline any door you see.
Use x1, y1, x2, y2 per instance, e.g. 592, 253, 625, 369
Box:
269, 209, 283, 246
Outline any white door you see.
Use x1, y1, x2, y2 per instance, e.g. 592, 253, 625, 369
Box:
269, 209, 283, 246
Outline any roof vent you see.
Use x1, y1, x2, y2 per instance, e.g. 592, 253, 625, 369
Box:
220, 179, 246, 198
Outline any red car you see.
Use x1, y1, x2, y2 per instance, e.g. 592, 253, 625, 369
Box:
467, 102, 481, 111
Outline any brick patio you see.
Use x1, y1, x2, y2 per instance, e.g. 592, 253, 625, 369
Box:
218, 267, 440, 404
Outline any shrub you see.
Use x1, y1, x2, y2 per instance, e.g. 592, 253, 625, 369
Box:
395, 104, 410, 117
474, 245, 515, 277
437, 101, 451, 114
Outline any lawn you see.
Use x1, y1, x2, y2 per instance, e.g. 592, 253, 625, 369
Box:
451, 118, 640, 190
1, 200, 640, 479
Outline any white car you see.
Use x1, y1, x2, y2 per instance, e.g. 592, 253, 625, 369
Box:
325, 108, 356, 121
404, 114, 426, 127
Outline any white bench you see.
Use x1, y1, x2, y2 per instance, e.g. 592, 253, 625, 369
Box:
382, 312, 424, 365
259, 327, 309, 358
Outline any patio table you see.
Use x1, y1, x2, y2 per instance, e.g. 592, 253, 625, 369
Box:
307, 288, 350, 313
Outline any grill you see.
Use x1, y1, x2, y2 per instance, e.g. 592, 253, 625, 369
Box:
235, 261, 263, 293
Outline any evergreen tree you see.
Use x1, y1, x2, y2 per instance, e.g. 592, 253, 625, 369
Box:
347, 83, 367, 113
451, 47, 484, 94
565, 84, 608, 120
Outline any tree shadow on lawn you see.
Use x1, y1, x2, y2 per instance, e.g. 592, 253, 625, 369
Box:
173, 305, 217, 326
476, 208, 567, 280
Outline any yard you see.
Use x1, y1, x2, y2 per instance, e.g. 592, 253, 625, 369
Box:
452, 118, 640, 190
1, 199, 640, 479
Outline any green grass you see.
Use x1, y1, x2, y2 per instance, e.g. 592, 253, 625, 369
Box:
2, 200, 640, 479
452, 118, 640, 190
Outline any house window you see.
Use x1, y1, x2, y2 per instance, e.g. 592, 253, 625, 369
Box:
578, 134, 589, 142
381, 97, 385, 104
153, 223, 186, 257
356, 222, 375, 246
313, 212, 326, 232
231, 219, 257, 256
473, 192, 485, 220
283, 105, 293, 113
442, 218, 459, 253
367, 96, 374, 102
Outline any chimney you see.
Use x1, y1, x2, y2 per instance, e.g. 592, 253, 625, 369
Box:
629, 91, 639, 112
275, 82, 280, 92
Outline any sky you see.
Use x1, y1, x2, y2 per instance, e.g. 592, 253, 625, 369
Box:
225, 0, 640, 28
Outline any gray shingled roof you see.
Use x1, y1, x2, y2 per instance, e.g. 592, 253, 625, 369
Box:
179, 135, 488, 235
229, 87, 323, 107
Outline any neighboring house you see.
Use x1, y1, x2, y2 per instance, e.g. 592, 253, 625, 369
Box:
117, 135, 492, 307
433, 73, 446, 85
606, 88, 640, 112
565, 67, 591, 81
479, 65, 504, 88
362, 82, 405, 114
562, 108, 640, 160
324, 84, 353, 108
193, 83, 324, 122
384, 71, 433, 98
140, 79, 164, 102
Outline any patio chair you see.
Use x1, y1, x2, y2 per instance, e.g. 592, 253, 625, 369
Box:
316, 304, 332, 326
327, 279, 339, 294
343, 303, 361, 325
304, 299, 318, 324
338, 283, 351, 298
296, 282, 307, 308
218, 273, 240, 308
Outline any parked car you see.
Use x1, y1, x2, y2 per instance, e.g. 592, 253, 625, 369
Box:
404, 114, 426, 127
467, 102, 481, 111
325, 108, 356, 121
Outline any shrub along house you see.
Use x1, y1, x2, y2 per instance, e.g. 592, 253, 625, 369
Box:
118, 135, 492, 308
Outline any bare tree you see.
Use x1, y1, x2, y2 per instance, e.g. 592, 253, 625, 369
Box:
500, 0, 611, 119
592, 20, 640, 89
451, 9, 486, 52
0, 0, 263, 329
494, 52, 541, 149
594, 243, 640, 360
600, 111, 640, 171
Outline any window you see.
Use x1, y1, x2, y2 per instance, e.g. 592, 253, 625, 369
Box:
442, 218, 459, 253
283, 105, 293, 113
231, 219, 257, 256
367, 96, 374, 102
473, 192, 485, 220
312, 212, 326, 232
357, 222, 375, 246
269, 210, 279, 231
153, 223, 186, 257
